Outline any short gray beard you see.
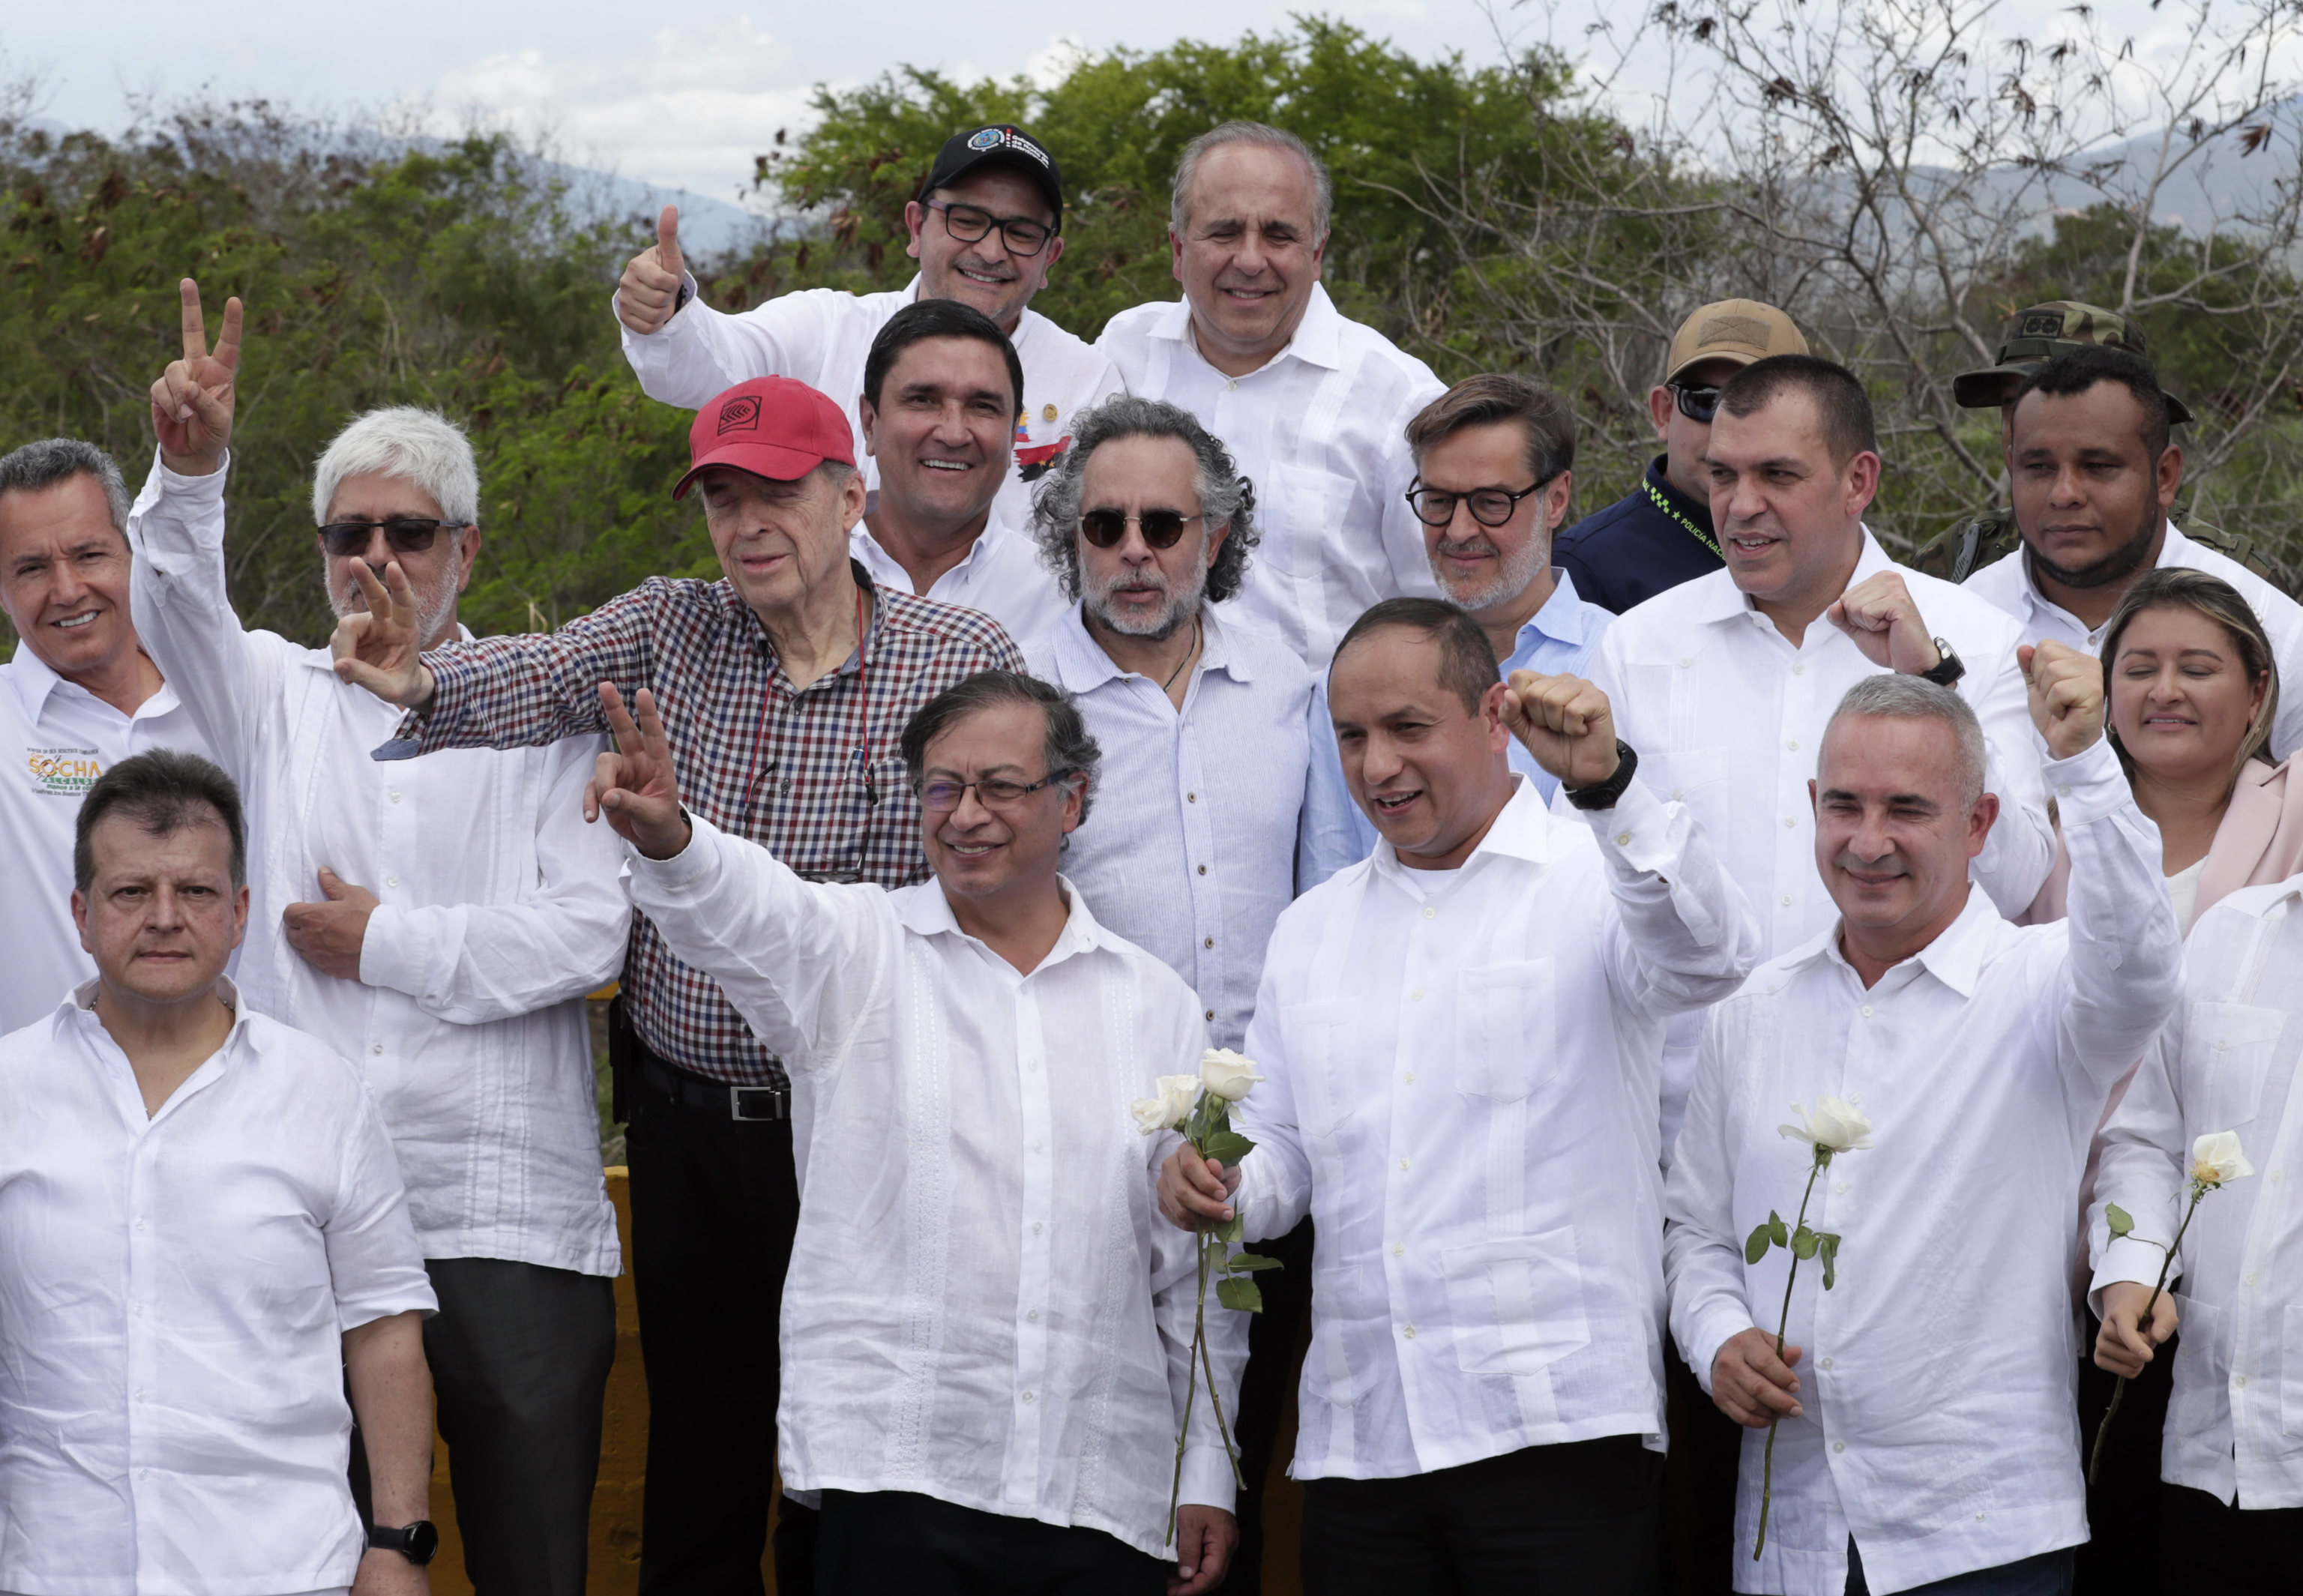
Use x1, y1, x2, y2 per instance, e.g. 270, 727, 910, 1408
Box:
1432, 529, 1550, 613
326, 559, 459, 648
1082, 547, 1211, 642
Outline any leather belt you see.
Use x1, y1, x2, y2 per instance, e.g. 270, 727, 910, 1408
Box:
636, 1055, 791, 1123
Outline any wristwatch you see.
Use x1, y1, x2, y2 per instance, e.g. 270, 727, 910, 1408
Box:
1918, 638, 1966, 689
369, 1521, 440, 1566
1563, 741, 1640, 811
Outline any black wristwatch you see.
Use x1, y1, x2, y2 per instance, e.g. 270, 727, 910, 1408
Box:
1918, 638, 1966, 689
369, 1521, 440, 1566
1564, 741, 1640, 811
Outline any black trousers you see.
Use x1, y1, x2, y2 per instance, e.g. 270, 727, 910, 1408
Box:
813, 1489, 1168, 1596
624, 1057, 811, 1595
1226, 1216, 1316, 1595
1299, 1434, 1665, 1595
424, 1258, 618, 1596
1663, 1343, 1745, 1595
2158, 1482, 2303, 1595
2074, 1315, 2176, 1595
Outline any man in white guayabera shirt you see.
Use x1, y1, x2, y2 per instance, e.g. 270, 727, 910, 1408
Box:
126, 283, 631, 1596
616, 121, 1121, 529
586, 668, 1246, 1595
1161, 597, 1760, 1592
1664, 660, 2182, 1596
0, 438, 217, 1033
0, 750, 439, 1596
2089, 879, 2303, 1589
1097, 121, 1446, 667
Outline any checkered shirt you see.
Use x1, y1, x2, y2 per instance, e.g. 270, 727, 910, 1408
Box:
383, 566, 1024, 1085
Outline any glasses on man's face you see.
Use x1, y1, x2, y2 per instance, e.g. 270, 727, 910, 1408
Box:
927, 200, 1055, 259
1403, 478, 1551, 529
1078, 508, 1204, 549
1671, 382, 1724, 424
318, 517, 469, 558
915, 769, 1074, 813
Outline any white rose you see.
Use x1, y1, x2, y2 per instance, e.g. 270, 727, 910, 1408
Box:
1131, 1073, 1202, 1136
1199, 1048, 1265, 1102
2191, 1129, 2254, 1187
1777, 1096, 1873, 1154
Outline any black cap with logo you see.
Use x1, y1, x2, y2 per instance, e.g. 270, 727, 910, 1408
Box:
918, 124, 1065, 232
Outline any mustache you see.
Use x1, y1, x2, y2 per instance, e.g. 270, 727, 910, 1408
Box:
1436, 534, 1499, 561
1831, 849, 1909, 878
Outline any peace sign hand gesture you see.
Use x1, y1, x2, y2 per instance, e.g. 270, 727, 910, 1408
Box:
151, 278, 242, 475
585, 682, 693, 859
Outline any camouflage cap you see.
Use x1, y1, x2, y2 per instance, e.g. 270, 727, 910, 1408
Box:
1952, 301, 2194, 422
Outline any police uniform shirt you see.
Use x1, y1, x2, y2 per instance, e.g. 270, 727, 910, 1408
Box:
1554, 456, 1725, 615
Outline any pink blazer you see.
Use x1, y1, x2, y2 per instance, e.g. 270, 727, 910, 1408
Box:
2020, 753, 2303, 926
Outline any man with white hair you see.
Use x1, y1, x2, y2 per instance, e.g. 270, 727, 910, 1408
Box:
1097, 121, 1446, 666
127, 282, 632, 1596
0, 437, 216, 1032
1665, 660, 2182, 1595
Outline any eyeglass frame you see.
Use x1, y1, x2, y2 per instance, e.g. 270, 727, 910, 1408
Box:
1077, 508, 1207, 549
1670, 382, 1725, 425
1402, 475, 1559, 530
924, 199, 1056, 259
912, 768, 1078, 812
316, 517, 473, 557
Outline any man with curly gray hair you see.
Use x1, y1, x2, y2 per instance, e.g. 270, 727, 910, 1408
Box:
1026, 394, 1359, 1589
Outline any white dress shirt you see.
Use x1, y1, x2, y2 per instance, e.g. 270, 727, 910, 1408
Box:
1233, 774, 1758, 1481
1966, 523, 2303, 759
1096, 286, 1446, 666
0, 646, 216, 1033
127, 457, 629, 1277
626, 817, 1246, 1559
1664, 736, 2182, 1595
1586, 530, 2057, 1157
1026, 603, 1355, 1047
621, 276, 1124, 532
2091, 877, 2303, 1510
0, 981, 436, 1596
853, 511, 1068, 650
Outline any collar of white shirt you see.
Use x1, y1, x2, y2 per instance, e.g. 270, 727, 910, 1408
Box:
63, 972, 250, 1045
1042, 601, 1256, 695
2011, 520, 2200, 627
891, 864, 1116, 968
1514, 567, 1606, 654
1772, 881, 1998, 1001
4, 641, 184, 725
1148, 282, 1346, 374
1683, 524, 1899, 628
850, 511, 1015, 593
1367, 772, 1572, 888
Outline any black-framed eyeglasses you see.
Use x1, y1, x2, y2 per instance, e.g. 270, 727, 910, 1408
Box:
925, 199, 1055, 259
1670, 382, 1724, 424
915, 769, 1076, 812
317, 517, 470, 558
1079, 508, 1205, 549
1403, 478, 1553, 529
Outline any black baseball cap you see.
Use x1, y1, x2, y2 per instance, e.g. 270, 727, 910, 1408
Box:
918, 124, 1064, 232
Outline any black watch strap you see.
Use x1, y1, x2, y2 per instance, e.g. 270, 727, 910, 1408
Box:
369, 1520, 440, 1566
1918, 638, 1966, 689
1564, 741, 1640, 811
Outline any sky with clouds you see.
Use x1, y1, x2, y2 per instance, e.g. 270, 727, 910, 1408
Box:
9, 1, 2280, 204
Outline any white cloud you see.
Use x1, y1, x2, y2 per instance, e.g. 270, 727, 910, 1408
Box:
419, 17, 837, 202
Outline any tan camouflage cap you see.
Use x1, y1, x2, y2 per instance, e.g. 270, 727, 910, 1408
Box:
1952, 301, 2195, 422
1664, 300, 1810, 385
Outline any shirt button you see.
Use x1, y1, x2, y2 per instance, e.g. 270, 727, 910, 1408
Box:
135, 1217, 146, 1232
1204, 937, 1214, 948
1032, 1140, 1044, 1154
1403, 1072, 1416, 1085
1410, 988, 1424, 1001
1834, 1181, 1848, 1194
1026, 1059, 1039, 1072
388, 789, 403, 803
1678, 657, 1691, 669
1616, 831, 1633, 846
1671, 789, 1684, 800
1226, 379, 1237, 391
1792, 663, 1805, 675
1197, 864, 1207, 876
1399, 1157, 1412, 1171
1819, 1357, 1833, 1370
1832, 1440, 1846, 1454
1392, 1243, 1405, 1256
1421, 905, 1436, 920
2056, 784, 2071, 798
1783, 817, 1795, 829
1780, 894, 1793, 907
2235, 1374, 2249, 1388
385, 874, 400, 888
1205, 1009, 1215, 1022
1187, 792, 1198, 803
372, 1042, 385, 1056
1022, 1390, 1037, 1403
1032, 1222, 1043, 1235
1860, 1005, 1873, 1017
2246, 1271, 2259, 1287
1403, 1325, 1418, 1338
1027, 1310, 1040, 1322
1785, 738, 1799, 752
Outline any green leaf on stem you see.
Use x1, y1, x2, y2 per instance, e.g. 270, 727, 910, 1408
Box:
1216, 1276, 1265, 1313
1768, 1211, 1789, 1247
1201, 1130, 1255, 1166
2104, 1202, 2134, 1239
1792, 1225, 1819, 1260
1217, 1212, 1244, 1244
1746, 1222, 1774, 1265
1817, 1232, 1841, 1290
1226, 1252, 1285, 1272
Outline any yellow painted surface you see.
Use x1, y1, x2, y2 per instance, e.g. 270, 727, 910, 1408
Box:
424, 1169, 1304, 1595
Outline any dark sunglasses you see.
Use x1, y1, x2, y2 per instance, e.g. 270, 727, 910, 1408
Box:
1671, 382, 1724, 424
318, 517, 469, 558
1078, 508, 1205, 549
926, 199, 1055, 259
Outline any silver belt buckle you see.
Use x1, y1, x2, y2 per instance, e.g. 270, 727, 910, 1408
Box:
728, 1084, 785, 1121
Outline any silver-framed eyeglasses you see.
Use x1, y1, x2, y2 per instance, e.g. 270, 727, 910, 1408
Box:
915, 769, 1076, 812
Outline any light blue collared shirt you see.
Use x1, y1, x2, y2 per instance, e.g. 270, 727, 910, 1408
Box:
1301, 569, 1616, 877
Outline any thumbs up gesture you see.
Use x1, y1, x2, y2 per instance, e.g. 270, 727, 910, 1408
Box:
150, 278, 241, 475
615, 205, 688, 335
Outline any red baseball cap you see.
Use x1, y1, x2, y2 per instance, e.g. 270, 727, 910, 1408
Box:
673, 376, 855, 499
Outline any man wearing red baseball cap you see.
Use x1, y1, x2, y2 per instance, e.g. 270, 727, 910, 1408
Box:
334, 370, 1026, 1593
615, 121, 1121, 534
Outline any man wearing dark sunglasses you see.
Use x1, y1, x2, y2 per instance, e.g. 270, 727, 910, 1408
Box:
616, 121, 1121, 531
1556, 298, 1808, 616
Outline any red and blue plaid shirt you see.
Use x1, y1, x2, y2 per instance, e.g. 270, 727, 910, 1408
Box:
381, 565, 1024, 1085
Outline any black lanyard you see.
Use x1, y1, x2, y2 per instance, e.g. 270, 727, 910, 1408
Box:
1646, 478, 1723, 561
